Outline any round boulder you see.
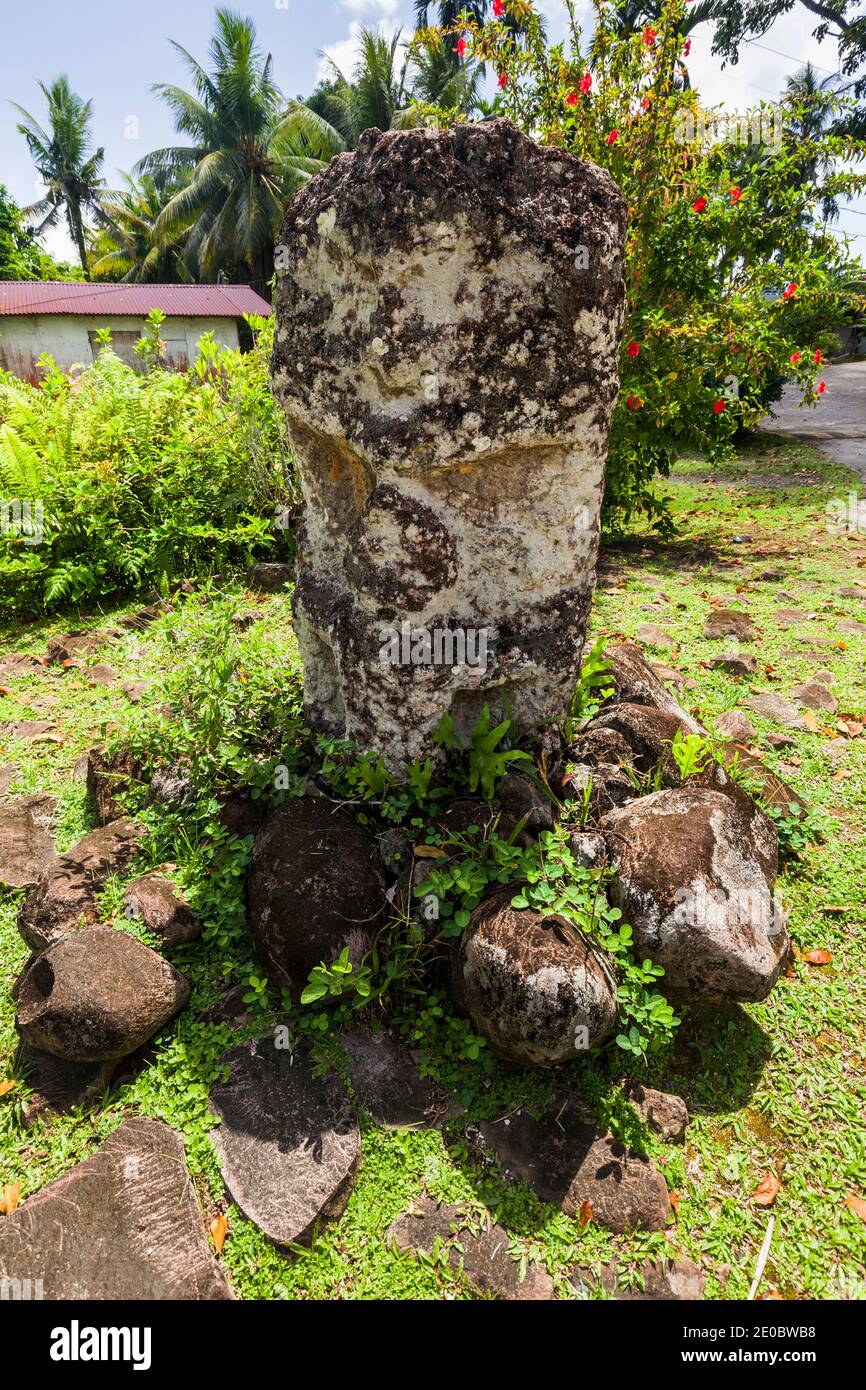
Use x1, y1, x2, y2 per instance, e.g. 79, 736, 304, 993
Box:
15, 927, 190, 1061
453, 893, 618, 1066
248, 798, 384, 995
602, 785, 786, 1003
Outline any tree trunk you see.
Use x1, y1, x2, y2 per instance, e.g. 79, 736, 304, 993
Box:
68, 200, 90, 280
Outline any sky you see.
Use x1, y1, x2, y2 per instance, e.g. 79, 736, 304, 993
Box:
1, 0, 864, 261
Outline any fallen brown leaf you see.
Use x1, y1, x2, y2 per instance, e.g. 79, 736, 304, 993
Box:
210, 1214, 228, 1253
0, 1183, 21, 1215
803, 948, 832, 965
578, 1198, 592, 1228
669, 1189, 680, 1217
844, 1194, 866, 1222
752, 1173, 781, 1207
414, 845, 447, 859
0, 1080, 17, 1098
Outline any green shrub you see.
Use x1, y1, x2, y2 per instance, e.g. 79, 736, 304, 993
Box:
0, 314, 296, 612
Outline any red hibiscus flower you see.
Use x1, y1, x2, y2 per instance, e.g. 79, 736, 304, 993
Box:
566, 91, 579, 107
713, 400, 726, 414
626, 341, 641, 358
783, 282, 797, 300
498, 71, 508, 89
641, 95, 650, 110
729, 186, 742, 203
643, 26, 656, 46
493, 0, 505, 15
627, 395, 643, 410
692, 196, 707, 213
456, 37, 467, 57
683, 39, 692, 56
579, 72, 592, 94
817, 380, 827, 395
607, 128, 619, 145
814, 350, 823, 365
790, 351, 802, 365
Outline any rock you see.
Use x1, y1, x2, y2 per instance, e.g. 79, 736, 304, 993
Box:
0, 653, 46, 678
741, 692, 802, 728
714, 709, 755, 741
46, 632, 102, 664
15, 927, 190, 1061
86, 745, 143, 825
792, 680, 837, 713
248, 798, 384, 995
838, 620, 866, 636
342, 1029, 447, 1128
709, 651, 758, 676
453, 891, 618, 1066
4, 720, 56, 740
434, 797, 517, 841
14, 793, 59, 831
714, 744, 807, 821
0, 1117, 233, 1299
562, 760, 637, 814
216, 790, 266, 840
495, 771, 555, 835
17, 1045, 114, 1127
602, 786, 787, 1003
387, 1197, 555, 1300
272, 119, 627, 770
231, 609, 265, 630
209, 1037, 360, 1247
124, 875, 200, 949
773, 608, 806, 626
148, 763, 197, 810
766, 732, 796, 750
571, 1257, 703, 1301
626, 1082, 688, 1143
567, 831, 608, 869
702, 609, 755, 642
18, 819, 145, 953
121, 679, 149, 703
569, 724, 634, 767
120, 602, 168, 630
604, 642, 702, 729
636, 623, 675, 650
480, 1095, 670, 1233
0, 803, 58, 889
650, 663, 685, 687
246, 562, 293, 594
587, 702, 724, 789
201, 983, 254, 1031
85, 663, 117, 688
375, 826, 413, 877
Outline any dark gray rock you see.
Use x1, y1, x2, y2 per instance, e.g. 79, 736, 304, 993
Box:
714, 709, 755, 741
480, 1094, 670, 1233
603, 641, 702, 728
209, 1037, 360, 1247
86, 746, 144, 825
342, 1029, 447, 1129
454, 891, 618, 1066
388, 1197, 555, 1300
248, 798, 384, 996
496, 772, 555, 835
15, 927, 190, 1061
17, 1045, 114, 1128
246, 562, 293, 594
702, 609, 756, 642
148, 763, 197, 810
0, 1117, 234, 1299
709, 652, 758, 677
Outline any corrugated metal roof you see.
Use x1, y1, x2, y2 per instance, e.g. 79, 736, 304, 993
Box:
0, 281, 272, 318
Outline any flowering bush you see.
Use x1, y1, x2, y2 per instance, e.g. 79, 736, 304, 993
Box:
415, 0, 866, 533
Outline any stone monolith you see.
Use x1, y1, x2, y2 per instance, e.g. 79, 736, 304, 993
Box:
272, 119, 626, 769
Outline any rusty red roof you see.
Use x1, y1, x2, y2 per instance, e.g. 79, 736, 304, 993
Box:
0, 281, 272, 318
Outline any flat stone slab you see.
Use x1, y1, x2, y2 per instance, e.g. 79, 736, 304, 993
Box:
342, 1029, 448, 1129
0, 803, 58, 889
480, 1094, 671, 1234
0, 1117, 234, 1299
570, 1257, 704, 1300
210, 1037, 360, 1247
387, 1197, 555, 1300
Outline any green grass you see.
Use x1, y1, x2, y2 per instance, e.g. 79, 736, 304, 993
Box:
1, 432, 865, 1300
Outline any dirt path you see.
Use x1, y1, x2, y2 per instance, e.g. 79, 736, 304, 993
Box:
760, 361, 866, 478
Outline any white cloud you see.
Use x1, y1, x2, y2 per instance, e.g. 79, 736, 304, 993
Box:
339, 0, 402, 17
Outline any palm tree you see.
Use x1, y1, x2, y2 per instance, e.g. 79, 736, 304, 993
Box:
140, 9, 344, 295
320, 29, 411, 143
12, 75, 104, 278
90, 172, 195, 283
410, 38, 486, 112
